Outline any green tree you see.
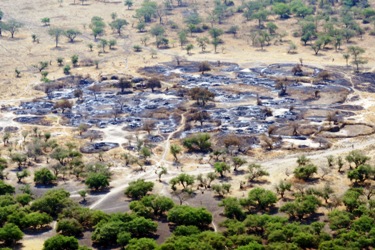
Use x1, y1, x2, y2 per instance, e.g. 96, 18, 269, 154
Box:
293, 164, 317, 181
168, 205, 212, 228
34, 168, 56, 185
0, 223, 24, 246
346, 150, 369, 168
85, 173, 110, 191
43, 235, 79, 250
275, 180, 292, 199
64, 29, 81, 42
209, 28, 223, 53
328, 209, 352, 230
232, 156, 247, 171
71, 54, 79, 67
170, 173, 195, 191
150, 24, 165, 43
110, 18, 128, 35
127, 238, 158, 250
99, 39, 108, 52
48, 28, 65, 47
16, 169, 29, 183
280, 195, 321, 220
135, 0, 157, 23
182, 133, 211, 152
125, 179, 154, 199
0, 180, 15, 195
23, 212, 53, 229
90, 16, 105, 40
347, 164, 373, 183
131, 195, 174, 217
251, 9, 269, 28
57, 218, 83, 237
219, 197, 245, 220
214, 162, 230, 178
247, 163, 269, 182
241, 187, 277, 211
196, 37, 209, 52
11, 153, 27, 170
178, 30, 188, 47
3, 19, 23, 38
348, 46, 367, 72
170, 144, 182, 162
124, 0, 133, 9
186, 43, 194, 55
273, 3, 291, 19
117, 231, 131, 247
30, 189, 71, 217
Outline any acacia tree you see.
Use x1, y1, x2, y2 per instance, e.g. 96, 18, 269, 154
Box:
48, 28, 65, 47
348, 46, 367, 72
110, 18, 129, 35
3, 19, 23, 38
214, 162, 230, 178
209, 28, 223, 53
64, 29, 81, 42
170, 144, 182, 162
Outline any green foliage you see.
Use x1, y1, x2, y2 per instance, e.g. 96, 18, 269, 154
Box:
214, 162, 230, 178
127, 238, 158, 250
170, 173, 195, 191
135, 0, 157, 23
219, 197, 245, 220
63, 64, 71, 75
0, 223, 23, 246
173, 225, 201, 236
65, 29, 81, 42
22, 212, 53, 229
57, 218, 83, 236
247, 163, 269, 182
241, 187, 277, 211
71, 54, 79, 67
92, 214, 157, 245
182, 133, 211, 152
85, 173, 110, 191
280, 195, 321, 220
31, 189, 72, 217
130, 195, 174, 217
110, 18, 128, 35
275, 180, 292, 198
342, 188, 363, 212
168, 205, 212, 228
43, 235, 79, 250
16, 193, 32, 206
125, 179, 154, 199
346, 150, 369, 168
293, 164, 317, 180
0, 181, 14, 195
48, 28, 65, 47
90, 16, 105, 40
273, 3, 291, 18
34, 168, 56, 185
347, 164, 374, 183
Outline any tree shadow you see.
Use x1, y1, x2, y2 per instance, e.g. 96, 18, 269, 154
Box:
22, 226, 52, 235
89, 189, 110, 195
233, 169, 246, 176
34, 183, 56, 188
50, 46, 67, 51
